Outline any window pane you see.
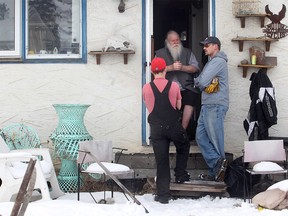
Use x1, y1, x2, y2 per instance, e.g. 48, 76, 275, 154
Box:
27, 0, 81, 57
0, 1, 15, 51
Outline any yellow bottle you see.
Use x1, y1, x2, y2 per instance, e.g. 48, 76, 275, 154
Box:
251, 55, 257, 65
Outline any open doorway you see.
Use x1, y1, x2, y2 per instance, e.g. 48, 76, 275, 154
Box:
152, 0, 209, 141
153, 0, 209, 67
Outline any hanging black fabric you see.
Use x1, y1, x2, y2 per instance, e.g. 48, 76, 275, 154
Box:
243, 69, 277, 141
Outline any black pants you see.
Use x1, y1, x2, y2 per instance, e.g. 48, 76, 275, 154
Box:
150, 121, 190, 197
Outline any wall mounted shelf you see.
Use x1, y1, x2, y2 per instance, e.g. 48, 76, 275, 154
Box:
231, 37, 278, 51
235, 14, 267, 28
88, 50, 135, 65
233, 12, 278, 78
238, 64, 274, 78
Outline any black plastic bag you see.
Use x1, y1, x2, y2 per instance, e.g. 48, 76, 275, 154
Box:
224, 156, 261, 198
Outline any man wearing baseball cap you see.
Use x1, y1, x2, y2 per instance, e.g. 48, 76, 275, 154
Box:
143, 57, 190, 204
194, 36, 229, 182
200, 36, 221, 50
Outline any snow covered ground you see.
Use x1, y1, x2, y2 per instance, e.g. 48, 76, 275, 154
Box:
1, 184, 288, 216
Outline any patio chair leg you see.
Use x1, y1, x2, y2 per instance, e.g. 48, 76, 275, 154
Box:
77, 164, 80, 201
111, 179, 114, 198
104, 175, 106, 201
249, 174, 252, 203
133, 172, 136, 196
243, 162, 246, 202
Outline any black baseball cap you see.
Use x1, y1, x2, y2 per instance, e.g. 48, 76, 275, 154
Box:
200, 36, 221, 49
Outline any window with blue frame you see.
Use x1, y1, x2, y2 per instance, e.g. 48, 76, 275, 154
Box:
0, 1, 20, 56
0, 0, 85, 62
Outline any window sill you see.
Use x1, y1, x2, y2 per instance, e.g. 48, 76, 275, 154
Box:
0, 57, 22, 63
0, 57, 86, 64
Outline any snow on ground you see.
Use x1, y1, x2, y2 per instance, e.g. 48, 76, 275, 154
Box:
1, 161, 288, 215
1, 189, 288, 216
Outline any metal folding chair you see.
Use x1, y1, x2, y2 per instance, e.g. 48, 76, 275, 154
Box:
243, 139, 288, 202
77, 140, 135, 203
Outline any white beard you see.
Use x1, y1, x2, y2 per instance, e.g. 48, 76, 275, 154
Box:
166, 43, 183, 61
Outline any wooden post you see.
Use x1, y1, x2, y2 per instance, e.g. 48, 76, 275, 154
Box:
11, 158, 37, 216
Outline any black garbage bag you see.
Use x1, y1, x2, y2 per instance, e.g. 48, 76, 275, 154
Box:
224, 156, 261, 198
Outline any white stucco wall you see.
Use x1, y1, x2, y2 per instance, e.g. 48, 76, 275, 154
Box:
0, 0, 287, 158
0, 0, 144, 153
216, 0, 288, 157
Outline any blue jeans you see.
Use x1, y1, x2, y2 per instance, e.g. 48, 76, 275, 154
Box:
196, 104, 228, 177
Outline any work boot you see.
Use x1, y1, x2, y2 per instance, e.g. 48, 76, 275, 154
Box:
175, 173, 191, 183
215, 158, 228, 182
198, 173, 214, 181
154, 195, 169, 204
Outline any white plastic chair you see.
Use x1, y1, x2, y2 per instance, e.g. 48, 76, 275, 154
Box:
0, 136, 64, 202
77, 140, 135, 203
0, 152, 52, 202
243, 139, 288, 202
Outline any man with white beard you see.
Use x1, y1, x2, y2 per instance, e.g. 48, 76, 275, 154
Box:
155, 30, 200, 130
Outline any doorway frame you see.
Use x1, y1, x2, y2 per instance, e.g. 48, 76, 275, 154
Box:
141, 0, 216, 145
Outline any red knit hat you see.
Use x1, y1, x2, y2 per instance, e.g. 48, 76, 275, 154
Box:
151, 57, 166, 73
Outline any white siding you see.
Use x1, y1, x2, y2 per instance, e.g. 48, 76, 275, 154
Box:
0, 0, 143, 153
217, 0, 288, 157
1, 0, 288, 157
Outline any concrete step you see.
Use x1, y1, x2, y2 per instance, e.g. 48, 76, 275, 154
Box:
116, 152, 233, 179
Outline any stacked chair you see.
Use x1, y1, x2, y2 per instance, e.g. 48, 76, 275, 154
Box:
0, 124, 64, 202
